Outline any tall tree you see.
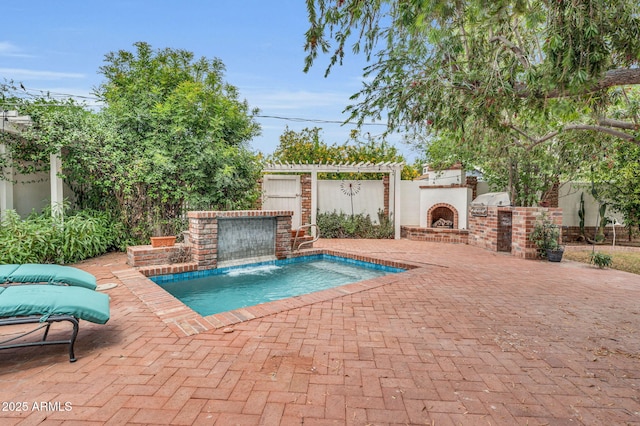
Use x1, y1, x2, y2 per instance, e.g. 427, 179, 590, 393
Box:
269, 126, 418, 179
303, 0, 640, 204
2, 43, 263, 242
270, 127, 344, 164
93, 42, 262, 238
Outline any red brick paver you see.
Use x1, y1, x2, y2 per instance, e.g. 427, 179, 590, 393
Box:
1, 239, 639, 425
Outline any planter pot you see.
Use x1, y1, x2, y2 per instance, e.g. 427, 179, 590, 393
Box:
150, 236, 176, 248
546, 248, 564, 262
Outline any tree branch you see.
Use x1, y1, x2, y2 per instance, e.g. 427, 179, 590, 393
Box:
512, 123, 638, 148
508, 124, 557, 149
597, 118, 639, 130
562, 124, 638, 142
489, 36, 529, 69
514, 68, 640, 98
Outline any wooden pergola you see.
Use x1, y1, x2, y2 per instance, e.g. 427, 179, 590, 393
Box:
263, 161, 404, 239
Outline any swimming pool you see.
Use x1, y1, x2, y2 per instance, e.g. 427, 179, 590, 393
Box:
151, 255, 404, 316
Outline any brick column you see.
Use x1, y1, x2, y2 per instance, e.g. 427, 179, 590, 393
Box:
544, 181, 560, 208
275, 215, 293, 259
187, 211, 219, 270
511, 207, 562, 259
466, 176, 478, 200
468, 207, 500, 251
383, 174, 390, 217
300, 173, 312, 228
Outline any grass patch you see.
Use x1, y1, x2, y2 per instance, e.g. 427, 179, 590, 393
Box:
564, 248, 640, 275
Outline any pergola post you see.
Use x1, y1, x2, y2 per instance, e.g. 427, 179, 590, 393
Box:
310, 170, 318, 237
0, 143, 13, 218
391, 168, 402, 239
50, 151, 64, 218
1, 111, 22, 218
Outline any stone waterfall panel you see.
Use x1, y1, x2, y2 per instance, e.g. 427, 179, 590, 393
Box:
217, 217, 276, 263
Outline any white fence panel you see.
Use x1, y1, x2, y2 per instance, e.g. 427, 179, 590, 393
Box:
318, 180, 384, 222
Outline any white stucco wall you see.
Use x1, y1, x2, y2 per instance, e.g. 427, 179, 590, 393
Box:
558, 182, 624, 227
11, 169, 75, 217
423, 167, 466, 186
12, 170, 51, 217
400, 180, 422, 226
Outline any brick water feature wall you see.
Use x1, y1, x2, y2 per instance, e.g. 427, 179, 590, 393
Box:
188, 210, 293, 270
127, 245, 197, 275
469, 207, 562, 259
127, 210, 296, 275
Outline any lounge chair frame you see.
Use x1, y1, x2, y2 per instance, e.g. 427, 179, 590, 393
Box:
0, 315, 79, 362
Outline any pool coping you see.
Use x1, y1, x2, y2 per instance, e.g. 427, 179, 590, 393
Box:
113, 248, 423, 337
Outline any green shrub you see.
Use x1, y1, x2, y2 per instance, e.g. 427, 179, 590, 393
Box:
590, 251, 613, 269
0, 209, 123, 264
316, 210, 393, 239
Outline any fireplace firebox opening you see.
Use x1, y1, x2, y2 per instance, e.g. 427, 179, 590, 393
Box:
427, 204, 458, 229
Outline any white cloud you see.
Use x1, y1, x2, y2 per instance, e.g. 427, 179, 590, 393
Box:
0, 41, 33, 58
241, 89, 351, 112
0, 68, 85, 80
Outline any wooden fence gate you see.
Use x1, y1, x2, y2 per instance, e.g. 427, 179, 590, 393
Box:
262, 175, 302, 229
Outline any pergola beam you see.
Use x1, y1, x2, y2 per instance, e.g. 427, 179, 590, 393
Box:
263, 161, 404, 174
263, 161, 404, 239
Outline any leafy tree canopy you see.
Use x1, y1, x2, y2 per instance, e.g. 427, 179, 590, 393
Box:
2, 42, 263, 242
590, 138, 640, 238
269, 126, 419, 179
94, 42, 263, 237
303, 0, 640, 206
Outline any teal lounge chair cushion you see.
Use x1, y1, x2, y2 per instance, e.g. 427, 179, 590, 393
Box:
0, 285, 110, 324
0, 265, 20, 282
2, 264, 97, 290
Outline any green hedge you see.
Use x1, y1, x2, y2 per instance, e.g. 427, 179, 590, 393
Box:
316, 210, 393, 239
0, 209, 125, 264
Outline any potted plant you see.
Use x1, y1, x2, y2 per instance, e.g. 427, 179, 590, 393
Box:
150, 217, 176, 248
529, 213, 564, 262
150, 235, 176, 248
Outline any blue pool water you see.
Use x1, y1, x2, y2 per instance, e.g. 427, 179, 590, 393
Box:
152, 255, 403, 316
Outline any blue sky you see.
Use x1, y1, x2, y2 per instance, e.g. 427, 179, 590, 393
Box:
1, 0, 416, 160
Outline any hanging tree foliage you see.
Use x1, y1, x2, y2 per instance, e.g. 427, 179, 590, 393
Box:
303, 0, 640, 205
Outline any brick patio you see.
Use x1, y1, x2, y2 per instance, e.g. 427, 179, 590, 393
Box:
1, 239, 639, 425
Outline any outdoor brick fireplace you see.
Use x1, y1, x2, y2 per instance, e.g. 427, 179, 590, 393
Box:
402, 198, 468, 244
427, 203, 458, 229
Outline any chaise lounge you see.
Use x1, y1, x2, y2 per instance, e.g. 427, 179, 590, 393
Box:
0, 264, 110, 362
0, 264, 97, 289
